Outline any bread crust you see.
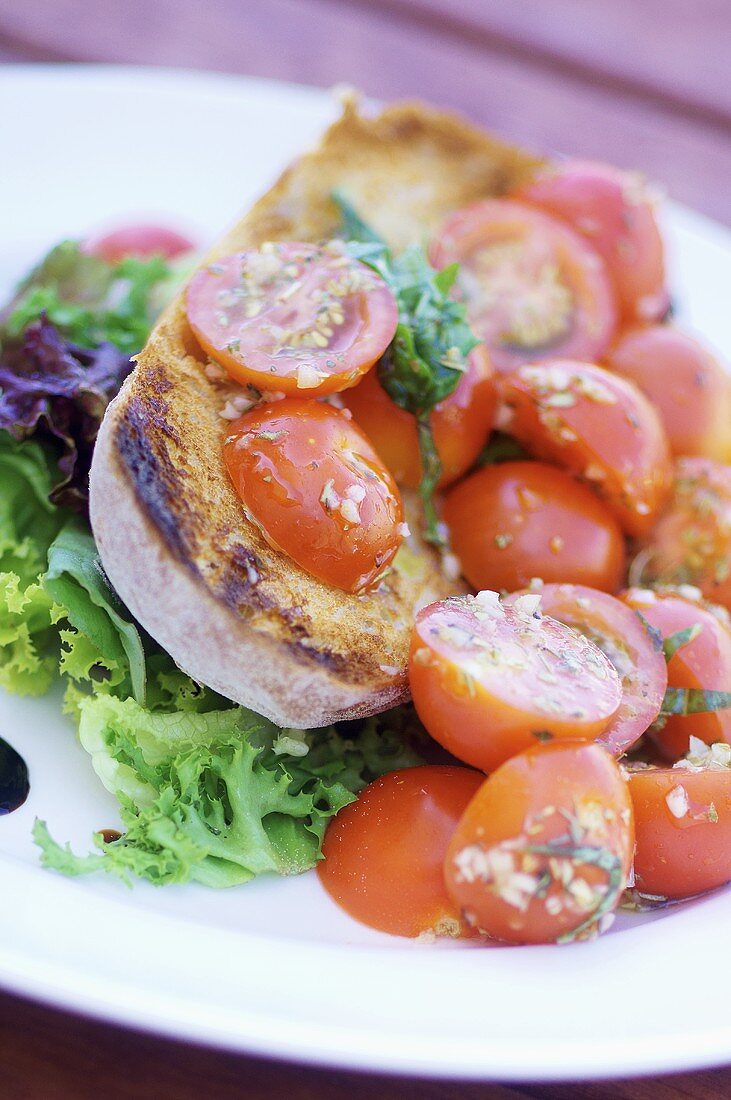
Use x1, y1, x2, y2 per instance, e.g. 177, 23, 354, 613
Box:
89, 96, 541, 727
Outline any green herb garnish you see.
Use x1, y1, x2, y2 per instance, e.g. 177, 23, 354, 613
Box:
332, 192, 479, 544
2, 241, 172, 355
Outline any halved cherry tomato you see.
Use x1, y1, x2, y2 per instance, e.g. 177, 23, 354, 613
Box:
408, 592, 622, 773
518, 161, 668, 324
430, 200, 617, 374
445, 741, 634, 944
444, 461, 625, 594
85, 223, 195, 263
506, 584, 668, 757
628, 750, 731, 898
224, 398, 404, 593
606, 325, 731, 462
622, 587, 731, 760
499, 361, 672, 537
318, 765, 483, 938
635, 457, 731, 612
186, 242, 398, 396
342, 345, 496, 489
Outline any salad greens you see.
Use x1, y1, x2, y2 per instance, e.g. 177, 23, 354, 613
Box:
0, 236, 426, 888
1, 241, 172, 356
35, 699, 423, 887
0, 318, 134, 510
0, 433, 66, 695
333, 192, 479, 544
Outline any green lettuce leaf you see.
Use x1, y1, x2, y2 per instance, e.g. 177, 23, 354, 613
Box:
34, 694, 424, 887
43, 518, 147, 704
1, 241, 171, 356
0, 433, 68, 693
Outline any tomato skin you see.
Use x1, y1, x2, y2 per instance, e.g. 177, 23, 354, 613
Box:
622, 588, 731, 761
445, 741, 634, 944
342, 345, 496, 489
518, 161, 668, 324
85, 224, 194, 263
186, 243, 398, 396
606, 325, 731, 462
408, 593, 622, 774
431, 200, 617, 374
444, 461, 625, 594
637, 457, 731, 612
318, 766, 483, 938
506, 584, 668, 757
628, 766, 731, 898
223, 398, 404, 594
499, 360, 672, 537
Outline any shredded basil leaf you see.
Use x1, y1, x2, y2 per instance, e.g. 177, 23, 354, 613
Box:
332, 191, 480, 544
661, 688, 731, 716
662, 624, 703, 663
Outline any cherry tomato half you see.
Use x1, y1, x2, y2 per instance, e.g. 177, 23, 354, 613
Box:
606, 325, 731, 463
506, 584, 668, 757
342, 345, 496, 490
186, 242, 398, 396
444, 460, 625, 594
318, 765, 484, 938
635, 457, 731, 612
518, 161, 668, 324
445, 741, 634, 944
85, 223, 195, 263
628, 752, 731, 898
224, 398, 404, 594
430, 200, 617, 374
622, 587, 731, 760
499, 361, 672, 537
408, 592, 622, 774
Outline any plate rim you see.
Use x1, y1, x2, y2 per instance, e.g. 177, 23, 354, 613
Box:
3, 62, 731, 1083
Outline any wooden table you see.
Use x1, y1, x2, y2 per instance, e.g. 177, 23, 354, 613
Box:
2, 1, 731, 1095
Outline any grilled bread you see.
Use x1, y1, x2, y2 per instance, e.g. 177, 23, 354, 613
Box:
89, 96, 541, 727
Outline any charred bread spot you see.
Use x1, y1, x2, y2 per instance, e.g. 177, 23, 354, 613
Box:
285, 634, 352, 676
115, 394, 196, 568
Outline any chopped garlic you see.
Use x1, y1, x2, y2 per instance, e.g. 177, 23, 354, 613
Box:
512, 593, 542, 618
296, 363, 326, 389
345, 483, 367, 504
473, 590, 505, 618
339, 498, 361, 525
665, 785, 689, 819
675, 738, 731, 772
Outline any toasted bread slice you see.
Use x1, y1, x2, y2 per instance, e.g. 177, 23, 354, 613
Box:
89, 97, 541, 727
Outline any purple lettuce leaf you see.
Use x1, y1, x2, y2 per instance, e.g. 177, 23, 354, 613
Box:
0, 317, 133, 510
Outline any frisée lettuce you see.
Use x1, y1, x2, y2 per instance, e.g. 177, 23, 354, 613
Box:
34, 698, 423, 887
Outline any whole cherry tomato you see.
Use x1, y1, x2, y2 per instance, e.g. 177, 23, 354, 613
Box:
635, 457, 731, 612
499, 361, 672, 537
518, 161, 668, 324
622, 587, 731, 761
85, 223, 195, 262
445, 741, 634, 944
318, 765, 484, 938
628, 748, 731, 898
606, 325, 731, 463
444, 460, 625, 594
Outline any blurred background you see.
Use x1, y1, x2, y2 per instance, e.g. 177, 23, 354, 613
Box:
0, 0, 730, 222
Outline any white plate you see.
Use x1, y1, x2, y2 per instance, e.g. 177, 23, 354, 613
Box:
2, 64, 731, 1083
